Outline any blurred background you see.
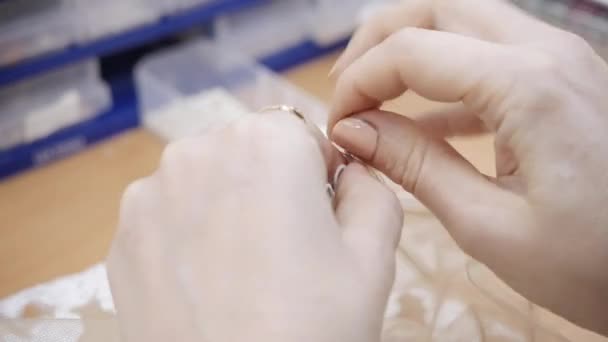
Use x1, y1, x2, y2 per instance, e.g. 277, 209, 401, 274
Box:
1, 0, 608, 341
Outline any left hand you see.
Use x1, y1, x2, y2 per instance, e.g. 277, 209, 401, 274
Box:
107, 110, 403, 342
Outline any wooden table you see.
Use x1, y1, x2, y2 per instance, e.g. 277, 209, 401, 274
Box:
0, 52, 604, 341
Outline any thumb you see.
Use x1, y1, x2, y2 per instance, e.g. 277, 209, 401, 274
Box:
330, 110, 522, 260
334, 163, 403, 270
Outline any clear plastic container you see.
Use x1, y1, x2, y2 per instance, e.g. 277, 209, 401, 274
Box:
214, 0, 313, 59
311, 0, 405, 46
0, 60, 111, 150
214, 0, 400, 56
0, 0, 75, 66
310, 0, 371, 46
135, 39, 328, 141
69, 0, 165, 42
165, 0, 214, 14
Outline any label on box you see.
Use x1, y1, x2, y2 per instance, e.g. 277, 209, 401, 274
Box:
25, 90, 83, 142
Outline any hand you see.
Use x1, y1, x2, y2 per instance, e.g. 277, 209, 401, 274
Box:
328, 0, 608, 335
107, 111, 403, 342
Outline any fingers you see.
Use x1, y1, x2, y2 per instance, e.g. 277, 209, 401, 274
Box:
334, 163, 404, 262
331, 1, 430, 77
415, 103, 489, 138
329, 28, 513, 131
110, 178, 202, 341
332, 0, 551, 76
331, 110, 523, 259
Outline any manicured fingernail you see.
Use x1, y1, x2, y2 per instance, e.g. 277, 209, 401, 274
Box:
333, 164, 347, 189
331, 118, 378, 160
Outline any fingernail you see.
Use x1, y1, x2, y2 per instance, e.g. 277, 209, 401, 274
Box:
333, 164, 347, 189
331, 118, 378, 160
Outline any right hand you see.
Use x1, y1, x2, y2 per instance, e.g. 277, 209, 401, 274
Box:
328, 0, 608, 335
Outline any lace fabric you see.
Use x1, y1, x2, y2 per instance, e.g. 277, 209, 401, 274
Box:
0, 189, 595, 342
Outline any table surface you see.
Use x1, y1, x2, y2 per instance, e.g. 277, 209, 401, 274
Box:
0, 52, 604, 341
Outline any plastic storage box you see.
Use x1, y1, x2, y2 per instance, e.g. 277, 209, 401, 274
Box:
214, 0, 401, 59
0, 0, 75, 66
136, 39, 327, 141
0, 60, 111, 150
69, 0, 166, 42
214, 0, 312, 59
164, 0, 214, 14
310, 0, 410, 46
310, 0, 371, 46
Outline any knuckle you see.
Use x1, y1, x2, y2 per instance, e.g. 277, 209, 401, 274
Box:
401, 139, 430, 195
159, 143, 181, 170
111, 225, 152, 270
377, 131, 430, 195
158, 137, 208, 175
116, 178, 152, 242
252, 115, 289, 138
520, 50, 562, 77
249, 118, 286, 151
231, 114, 281, 142
253, 115, 318, 157
389, 27, 422, 50
534, 30, 597, 70
563, 31, 591, 50
120, 178, 148, 216
553, 31, 594, 59
510, 49, 568, 109
159, 140, 187, 170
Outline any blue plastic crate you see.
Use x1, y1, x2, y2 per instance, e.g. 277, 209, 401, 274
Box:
0, 0, 353, 180
0, 0, 264, 87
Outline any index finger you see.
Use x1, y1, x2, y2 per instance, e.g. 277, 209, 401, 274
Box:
329, 28, 514, 131
332, 0, 554, 76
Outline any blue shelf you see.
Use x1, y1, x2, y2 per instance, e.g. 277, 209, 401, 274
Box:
260, 38, 349, 72
0, 35, 349, 180
0, 96, 139, 179
0, 0, 264, 87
